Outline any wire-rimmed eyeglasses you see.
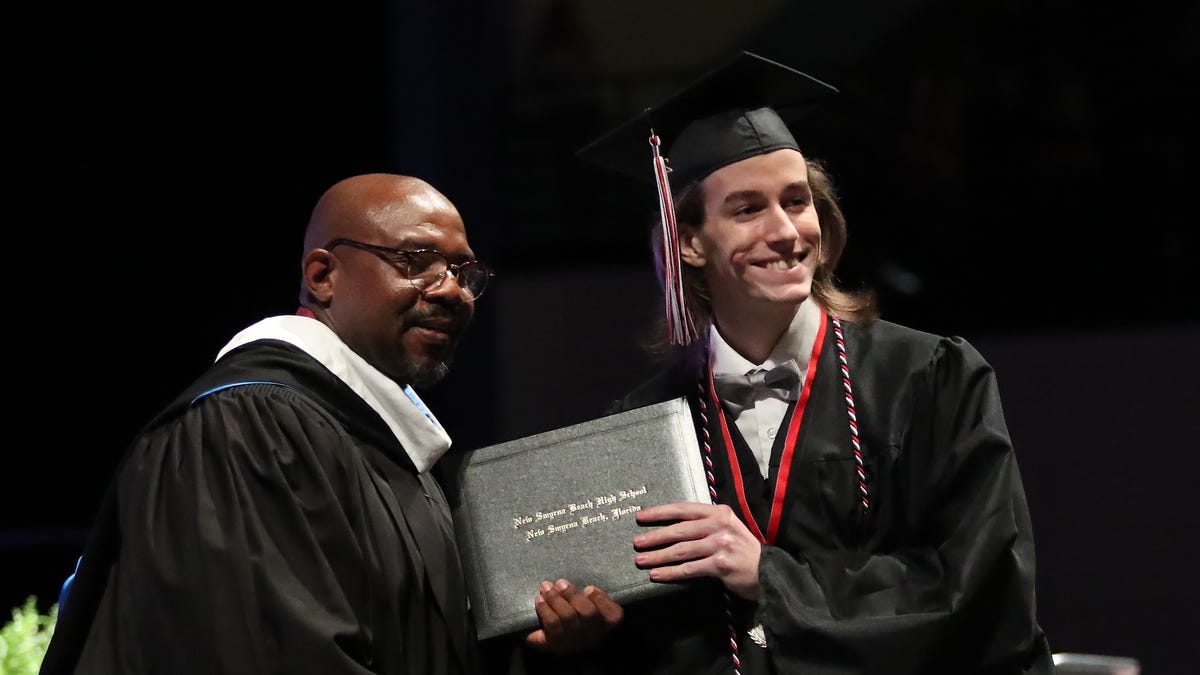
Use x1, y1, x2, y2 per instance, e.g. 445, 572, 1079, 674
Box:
324, 238, 494, 300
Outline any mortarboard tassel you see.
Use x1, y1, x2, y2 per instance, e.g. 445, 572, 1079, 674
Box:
650, 133, 699, 346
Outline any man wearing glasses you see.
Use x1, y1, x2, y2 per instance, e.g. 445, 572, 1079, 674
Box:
41, 174, 494, 675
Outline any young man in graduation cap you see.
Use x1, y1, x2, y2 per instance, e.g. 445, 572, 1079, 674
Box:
515, 52, 1054, 674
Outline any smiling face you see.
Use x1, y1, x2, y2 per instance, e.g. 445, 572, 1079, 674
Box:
679, 149, 821, 327
302, 175, 476, 388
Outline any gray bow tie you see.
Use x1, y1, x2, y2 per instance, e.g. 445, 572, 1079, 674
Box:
712, 359, 804, 417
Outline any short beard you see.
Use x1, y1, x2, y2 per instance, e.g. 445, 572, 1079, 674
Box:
401, 358, 451, 390
400, 306, 468, 389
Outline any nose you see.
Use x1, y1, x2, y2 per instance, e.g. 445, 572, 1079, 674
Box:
760, 203, 799, 244
420, 269, 470, 303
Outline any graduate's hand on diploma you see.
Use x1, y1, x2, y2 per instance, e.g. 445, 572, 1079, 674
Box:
633, 502, 762, 601
525, 579, 623, 654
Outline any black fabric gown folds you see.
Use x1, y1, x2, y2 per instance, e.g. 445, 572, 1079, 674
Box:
506, 316, 1053, 675
41, 340, 477, 675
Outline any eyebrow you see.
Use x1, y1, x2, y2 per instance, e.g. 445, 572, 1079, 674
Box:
721, 180, 811, 204
383, 236, 438, 251
384, 238, 478, 263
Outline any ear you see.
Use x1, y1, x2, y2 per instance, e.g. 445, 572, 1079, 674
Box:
678, 226, 707, 268
303, 248, 336, 304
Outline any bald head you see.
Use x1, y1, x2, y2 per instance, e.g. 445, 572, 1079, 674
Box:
298, 173, 467, 309
303, 174, 456, 255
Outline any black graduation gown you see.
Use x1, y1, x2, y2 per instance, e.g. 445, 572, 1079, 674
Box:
505, 317, 1053, 675
41, 340, 477, 675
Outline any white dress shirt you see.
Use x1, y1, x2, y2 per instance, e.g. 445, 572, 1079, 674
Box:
708, 299, 823, 478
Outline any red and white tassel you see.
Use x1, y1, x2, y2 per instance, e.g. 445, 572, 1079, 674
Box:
650, 133, 698, 346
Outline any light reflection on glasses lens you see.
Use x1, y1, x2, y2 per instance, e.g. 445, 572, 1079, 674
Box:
403, 251, 490, 299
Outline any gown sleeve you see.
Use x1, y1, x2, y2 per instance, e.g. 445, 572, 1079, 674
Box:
82, 384, 386, 674
755, 336, 1053, 673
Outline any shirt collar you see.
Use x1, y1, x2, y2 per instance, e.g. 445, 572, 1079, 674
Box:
215, 315, 452, 473
709, 298, 823, 376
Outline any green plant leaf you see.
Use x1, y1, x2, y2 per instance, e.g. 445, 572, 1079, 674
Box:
0, 596, 58, 675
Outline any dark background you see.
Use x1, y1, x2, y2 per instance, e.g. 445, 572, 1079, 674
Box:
6, 0, 1198, 671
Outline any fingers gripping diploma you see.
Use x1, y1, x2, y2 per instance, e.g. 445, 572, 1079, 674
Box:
525, 579, 624, 653
633, 502, 763, 601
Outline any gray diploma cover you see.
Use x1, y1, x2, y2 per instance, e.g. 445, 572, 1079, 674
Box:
449, 397, 708, 639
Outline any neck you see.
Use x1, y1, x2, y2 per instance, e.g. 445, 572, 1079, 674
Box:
711, 303, 800, 365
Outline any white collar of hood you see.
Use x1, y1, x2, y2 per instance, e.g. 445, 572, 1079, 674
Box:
215, 314, 452, 473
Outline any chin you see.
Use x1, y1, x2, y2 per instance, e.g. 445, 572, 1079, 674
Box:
389, 348, 454, 389
406, 360, 450, 389
758, 284, 812, 306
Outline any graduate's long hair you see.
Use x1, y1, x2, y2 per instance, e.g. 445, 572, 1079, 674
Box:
646, 157, 877, 353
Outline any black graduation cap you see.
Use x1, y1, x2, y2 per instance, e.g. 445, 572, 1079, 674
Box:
575, 51, 839, 189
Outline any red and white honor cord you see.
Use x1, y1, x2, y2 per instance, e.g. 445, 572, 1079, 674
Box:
693, 315, 869, 673
831, 317, 869, 513
693, 388, 743, 675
